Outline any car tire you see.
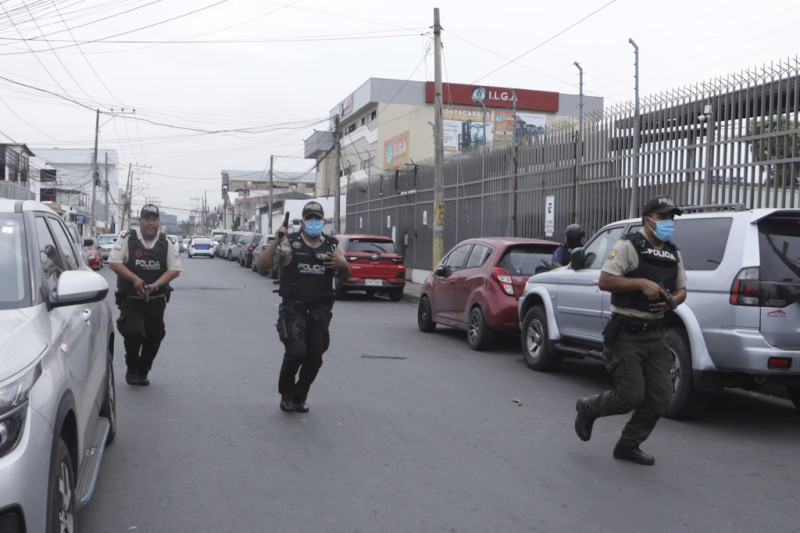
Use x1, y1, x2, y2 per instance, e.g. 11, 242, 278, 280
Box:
227, 251, 232, 260
663, 328, 708, 419
467, 307, 493, 351
99, 351, 117, 445
389, 289, 403, 302
47, 437, 76, 533
417, 295, 436, 332
521, 305, 562, 371
786, 386, 800, 411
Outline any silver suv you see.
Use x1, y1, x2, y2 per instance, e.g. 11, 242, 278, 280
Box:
518, 205, 800, 418
0, 199, 116, 531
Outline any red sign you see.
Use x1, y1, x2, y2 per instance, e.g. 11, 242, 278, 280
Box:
426, 82, 559, 113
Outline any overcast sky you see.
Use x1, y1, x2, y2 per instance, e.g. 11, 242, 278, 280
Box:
2, 0, 798, 219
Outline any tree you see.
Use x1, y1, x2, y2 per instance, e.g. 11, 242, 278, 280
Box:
748, 117, 800, 186
180, 220, 193, 238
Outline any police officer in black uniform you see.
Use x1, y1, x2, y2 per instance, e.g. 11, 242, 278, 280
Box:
256, 201, 350, 413
551, 223, 585, 267
574, 196, 687, 465
109, 204, 181, 386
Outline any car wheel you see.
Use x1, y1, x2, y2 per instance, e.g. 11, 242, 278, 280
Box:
467, 307, 493, 351
99, 351, 117, 445
227, 251, 232, 260
663, 328, 708, 419
417, 295, 436, 332
47, 437, 76, 533
521, 305, 562, 370
389, 289, 403, 302
787, 386, 800, 411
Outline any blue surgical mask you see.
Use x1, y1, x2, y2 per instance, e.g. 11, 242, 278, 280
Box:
648, 217, 675, 241
304, 219, 324, 237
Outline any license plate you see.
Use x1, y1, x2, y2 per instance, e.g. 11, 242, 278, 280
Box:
365, 279, 382, 287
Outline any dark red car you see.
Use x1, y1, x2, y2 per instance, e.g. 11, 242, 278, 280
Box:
418, 237, 559, 350
334, 234, 406, 301
83, 236, 104, 270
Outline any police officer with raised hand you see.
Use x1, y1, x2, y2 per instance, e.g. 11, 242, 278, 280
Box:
109, 204, 181, 386
256, 201, 350, 413
574, 196, 687, 465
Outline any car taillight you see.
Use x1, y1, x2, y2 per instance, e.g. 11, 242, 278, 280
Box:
191, 244, 196, 248
493, 267, 515, 296
248, 245, 254, 252
730, 267, 760, 306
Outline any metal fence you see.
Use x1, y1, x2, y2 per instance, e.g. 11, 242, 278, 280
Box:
346, 57, 800, 276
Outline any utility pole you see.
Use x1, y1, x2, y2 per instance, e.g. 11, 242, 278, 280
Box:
574, 62, 584, 224
432, 7, 445, 266
628, 39, 641, 218
91, 109, 100, 235
268, 154, 274, 233
103, 152, 109, 233
123, 164, 133, 231
333, 114, 342, 234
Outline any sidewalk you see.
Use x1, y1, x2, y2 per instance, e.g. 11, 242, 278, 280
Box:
401, 280, 422, 304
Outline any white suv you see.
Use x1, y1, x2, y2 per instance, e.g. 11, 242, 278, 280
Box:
0, 199, 116, 531
518, 205, 800, 418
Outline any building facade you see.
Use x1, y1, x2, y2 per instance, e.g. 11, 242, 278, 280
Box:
305, 78, 604, 198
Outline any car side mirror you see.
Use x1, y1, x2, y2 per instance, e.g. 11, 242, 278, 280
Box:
83, 238, 94, 246
434, 265, 448, 276
569, 247, 587, 269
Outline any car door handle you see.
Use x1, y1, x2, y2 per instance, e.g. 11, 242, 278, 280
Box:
82, 308, 92, 322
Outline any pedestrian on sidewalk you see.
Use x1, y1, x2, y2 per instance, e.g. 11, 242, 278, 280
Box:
256, 201, 350, 413
574, 196, 687, 465
109, 204, 181, 386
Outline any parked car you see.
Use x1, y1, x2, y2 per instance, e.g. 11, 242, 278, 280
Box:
210, 229, 230, 257
226, 231, 253, 261
333, 234, 407, 301
0, 198, 116, 533
83, 236, 104, 270
97, 233, 118, 260
180, 238, 191, 253
418, 237, 559, 349
238, 233, 263, 268
216, 232, 235, 259
188, 237, 215, 258
517, 205, 800, 418
252, 236, 278, 277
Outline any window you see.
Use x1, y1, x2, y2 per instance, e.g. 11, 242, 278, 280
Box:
673, 218, 732, 271
498, 245, 557, 275
344, 238, 396, 254
0, 215, 29, 309
36, 218, 63, 296
758, 217, 800, 282
443, 244, 473, 272
466, 245, 492, 269
47, 218, 79, 271
582, 226, 626, 269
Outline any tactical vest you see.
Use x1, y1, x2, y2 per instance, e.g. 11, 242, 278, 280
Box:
610, 231, 680, 313
116, 229, 171, 297
278, 232, 338, 306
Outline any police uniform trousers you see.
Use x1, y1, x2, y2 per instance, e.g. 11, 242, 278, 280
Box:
585, 327, 673, 447
276, 302, 332, 401
116, 296, 167, 375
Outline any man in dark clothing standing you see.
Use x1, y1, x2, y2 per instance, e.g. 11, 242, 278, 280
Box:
256, 201, 350, 413
551, 223, 585, 267
574, 196, 687, 465
109, 204, 181, 385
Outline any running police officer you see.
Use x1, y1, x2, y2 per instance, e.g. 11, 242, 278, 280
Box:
109, 204, 181, 386
574, 196, 687, 465
256, 201, 350, 413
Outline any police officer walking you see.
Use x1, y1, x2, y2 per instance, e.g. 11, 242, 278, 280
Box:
574, 196, 687, 465
256, 201, 350, 413
109, 204, 181, 386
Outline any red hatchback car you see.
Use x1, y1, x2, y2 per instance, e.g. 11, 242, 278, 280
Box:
83, 236, 104, 270
418, 237, 559, 350
334, 234, 406, 301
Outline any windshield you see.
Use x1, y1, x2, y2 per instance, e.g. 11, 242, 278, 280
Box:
344, 238, 396, 254
98, 235, 117, 244
759, 217, 800, 283
498, 245, 558, 276
0, 214, 31, 310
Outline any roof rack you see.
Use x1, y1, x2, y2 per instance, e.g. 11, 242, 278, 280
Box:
679, 203, 746, 213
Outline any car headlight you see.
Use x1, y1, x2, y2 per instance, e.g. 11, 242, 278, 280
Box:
0, 364, 41, 457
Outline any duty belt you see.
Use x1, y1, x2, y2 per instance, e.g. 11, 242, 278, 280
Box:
612, 313, 664, 333
126, 293, 166, 302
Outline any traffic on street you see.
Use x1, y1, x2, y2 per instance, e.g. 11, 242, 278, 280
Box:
76, 253, 799, 533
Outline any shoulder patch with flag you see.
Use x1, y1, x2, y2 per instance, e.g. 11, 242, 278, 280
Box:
607, 249, 617, 260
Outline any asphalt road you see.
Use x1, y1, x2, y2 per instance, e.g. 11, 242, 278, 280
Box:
81, 256, 800, 533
